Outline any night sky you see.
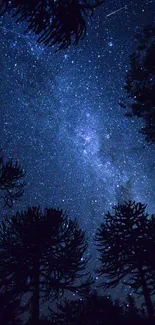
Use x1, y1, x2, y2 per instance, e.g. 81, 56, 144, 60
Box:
1, 0, 155, 309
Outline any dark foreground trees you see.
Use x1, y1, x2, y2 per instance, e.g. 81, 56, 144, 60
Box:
0, 153, 25, 207
95, 201, 155, 319
0, 0, 103, 50
49, 293, 123, 325
0, 206, 93, 323
49, 292, 154, 325
120, 24, 155, 143
0, 295, 22, 325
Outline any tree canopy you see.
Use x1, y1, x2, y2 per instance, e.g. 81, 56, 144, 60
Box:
95, 201, 155, 318
120, 24, 155, 143
0, 153, 25, 207
0, 0, 103, 50
49, 293, 123, 325
0, 206, 93, 323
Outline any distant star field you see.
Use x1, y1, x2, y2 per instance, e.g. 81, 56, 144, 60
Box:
1, 0, 155, 302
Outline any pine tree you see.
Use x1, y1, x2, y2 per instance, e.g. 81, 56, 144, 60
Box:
0, 153, 25, 207
125, 294, 139, 316
120, 24, 155, 143
95, 201, 155, 318
50, 293, 123, 325
0, 206, 93, 323
0, 0, 103, 50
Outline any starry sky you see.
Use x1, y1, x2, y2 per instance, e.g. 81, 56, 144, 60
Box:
1, 0, 155, 303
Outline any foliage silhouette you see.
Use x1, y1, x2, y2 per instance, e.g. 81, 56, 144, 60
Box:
49, 297, 86, 325
49, 293, 124, 325
26, 319, 53, 325
0, 0, 103, 51
123, 294, 140, 324
0, 206, 93, 323
0, 294, 22, 325
0, 152, 25, 207
142, 214, 155, 289
120, 24, 155, 143
95, 201, 155, 318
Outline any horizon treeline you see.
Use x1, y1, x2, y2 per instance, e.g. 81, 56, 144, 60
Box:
0, 157, 155, 324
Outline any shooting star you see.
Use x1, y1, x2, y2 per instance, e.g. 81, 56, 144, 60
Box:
106, 5, 128, 17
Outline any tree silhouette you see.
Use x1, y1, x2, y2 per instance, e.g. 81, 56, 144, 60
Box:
95, 201, 155, 319
0, 206, 93, 323
0, 153, 25, 207
50, 293, 123, 325
0, 0, 103, 51
123, 294, 140, 324
143, 214, 155, 281
120, 24, 155, 143
50, 297, 86, 325
0, 294, 22, 325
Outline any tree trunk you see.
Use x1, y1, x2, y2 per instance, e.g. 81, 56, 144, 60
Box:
31, 261, 40, 323
138, 263, 154, 319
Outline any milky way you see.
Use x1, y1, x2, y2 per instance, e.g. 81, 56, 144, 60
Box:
1, 0, 155, 303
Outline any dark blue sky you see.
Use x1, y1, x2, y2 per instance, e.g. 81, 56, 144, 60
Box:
1, 0, 155, 307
